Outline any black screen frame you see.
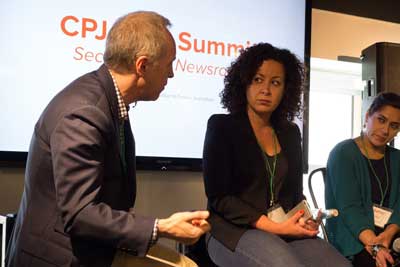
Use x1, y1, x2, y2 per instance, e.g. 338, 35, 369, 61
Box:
302, 0, 312, 174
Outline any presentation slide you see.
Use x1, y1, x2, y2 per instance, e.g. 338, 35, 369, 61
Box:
0, 0, 307, 160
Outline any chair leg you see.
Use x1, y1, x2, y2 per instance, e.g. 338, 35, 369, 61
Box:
321, 223, 329, 242
176, 242, 187, 254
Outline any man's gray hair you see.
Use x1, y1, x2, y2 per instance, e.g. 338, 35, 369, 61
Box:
104, 11, 171, 74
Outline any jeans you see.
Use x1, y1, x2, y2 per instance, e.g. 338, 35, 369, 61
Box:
207, 229, 353, 267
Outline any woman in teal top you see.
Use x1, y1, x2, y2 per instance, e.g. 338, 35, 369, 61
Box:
325, 92, 400, 267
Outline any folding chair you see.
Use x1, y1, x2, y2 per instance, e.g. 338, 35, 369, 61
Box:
0, 213, 16, 267
307, 167, 329, 242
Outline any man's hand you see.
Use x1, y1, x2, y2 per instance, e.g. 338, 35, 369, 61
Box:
157, 210, 211, 245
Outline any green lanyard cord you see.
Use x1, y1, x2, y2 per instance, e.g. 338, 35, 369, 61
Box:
260, 129, 278, 207
361, 135, 389, 206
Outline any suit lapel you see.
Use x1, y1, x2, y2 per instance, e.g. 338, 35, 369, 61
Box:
97, 64, 119, 129
96, 64, 132, 179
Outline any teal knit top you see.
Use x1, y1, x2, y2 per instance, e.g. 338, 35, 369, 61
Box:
325, 139, 400, 257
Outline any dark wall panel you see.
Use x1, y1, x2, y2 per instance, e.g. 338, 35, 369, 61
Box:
312, 0, 400, 24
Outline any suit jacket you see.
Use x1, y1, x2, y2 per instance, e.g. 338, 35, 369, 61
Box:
203, 113, 304, 251
6, 65, 155, 267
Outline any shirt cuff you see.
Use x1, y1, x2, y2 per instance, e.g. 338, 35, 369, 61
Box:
149, 218, 159, 247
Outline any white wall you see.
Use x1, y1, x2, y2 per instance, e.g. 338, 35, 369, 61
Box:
311, 9, 400, 59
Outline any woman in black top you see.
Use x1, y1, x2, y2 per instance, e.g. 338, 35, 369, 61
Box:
203, 43, 351, 267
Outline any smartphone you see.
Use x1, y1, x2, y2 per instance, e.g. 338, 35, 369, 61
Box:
285, 200, 312, 221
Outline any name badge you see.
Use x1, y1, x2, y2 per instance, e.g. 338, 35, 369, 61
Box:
373, 204, 393, 228
267, 204, 286, 223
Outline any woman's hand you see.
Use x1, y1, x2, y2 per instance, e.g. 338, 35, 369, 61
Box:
374, 234, 392, 251
301, 219, 320, 231
253, 210, 318, 238
375, 224, 400, 249
299, 210, 322, 231
279, 210, 319, 238
371, 245, 394, 267
359, 225, 399, 267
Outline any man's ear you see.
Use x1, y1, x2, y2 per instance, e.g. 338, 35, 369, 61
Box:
136, 56, 149, 77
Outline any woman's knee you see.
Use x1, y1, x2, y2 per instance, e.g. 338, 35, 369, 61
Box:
234, 230, 306, 267
288, 238, 352, 267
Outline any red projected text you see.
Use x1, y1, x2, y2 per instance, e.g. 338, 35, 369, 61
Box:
178, 32, 251, 57
60, 15, 251, 69
175, 58, 227, 77
73, 47, 103, 63
61, 15, 106, 40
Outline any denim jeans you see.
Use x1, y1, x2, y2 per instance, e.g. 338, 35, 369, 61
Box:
207, 229, 353, 267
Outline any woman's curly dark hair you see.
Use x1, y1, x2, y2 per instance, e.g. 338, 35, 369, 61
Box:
220, 42, 305, 126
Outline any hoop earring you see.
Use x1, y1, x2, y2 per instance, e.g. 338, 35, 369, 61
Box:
360, 125, 367, 136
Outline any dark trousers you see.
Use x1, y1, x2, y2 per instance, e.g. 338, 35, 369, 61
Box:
352, 249, 375, 267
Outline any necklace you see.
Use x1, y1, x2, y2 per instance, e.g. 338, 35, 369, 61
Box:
360, 135, 389, 206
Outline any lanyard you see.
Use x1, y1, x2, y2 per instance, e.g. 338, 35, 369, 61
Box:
259, 129, 278, 207
361, 135, 389, 206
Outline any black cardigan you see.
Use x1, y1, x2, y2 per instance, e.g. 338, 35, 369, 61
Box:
203, 113, 304, 251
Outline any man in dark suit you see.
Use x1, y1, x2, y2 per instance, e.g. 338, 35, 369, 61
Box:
6, 11, 210, 267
